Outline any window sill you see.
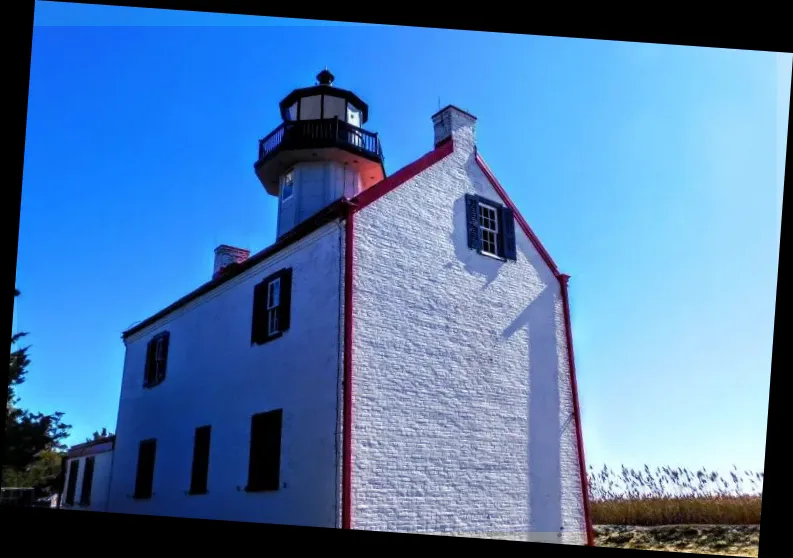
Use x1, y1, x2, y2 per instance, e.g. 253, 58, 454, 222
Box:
143, 380, 165, 389
187, 489, 208, 496
252, 331, 284, 346
478, 250, 507, 262
132, 495, 153, 501
244, 485, 279, 493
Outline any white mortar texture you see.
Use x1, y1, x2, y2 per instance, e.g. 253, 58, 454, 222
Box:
350, 107, 586, 543
107, 223, 344, 528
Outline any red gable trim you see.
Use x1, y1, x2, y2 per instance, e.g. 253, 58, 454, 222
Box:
474, 153, 560, 277
352, 137, 455, 210
559, 275, 595, 546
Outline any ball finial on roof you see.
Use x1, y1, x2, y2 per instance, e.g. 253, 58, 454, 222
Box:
317, 68, 335, 86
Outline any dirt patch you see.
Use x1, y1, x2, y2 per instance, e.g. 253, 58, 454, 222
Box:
594, 524, 760, 556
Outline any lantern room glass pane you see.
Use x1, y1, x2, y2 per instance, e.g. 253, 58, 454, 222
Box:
347, 104, 362, 128
323, 95, 345, 120
300, 95, 321, 120
286, 103, 297, 120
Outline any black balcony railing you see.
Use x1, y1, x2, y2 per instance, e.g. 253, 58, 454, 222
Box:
257, 118, 383, 163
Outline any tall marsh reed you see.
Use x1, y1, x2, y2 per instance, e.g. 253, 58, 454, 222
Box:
587, 465, 763, 525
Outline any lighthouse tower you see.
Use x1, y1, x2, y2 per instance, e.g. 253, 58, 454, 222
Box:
254, 70, 386, 239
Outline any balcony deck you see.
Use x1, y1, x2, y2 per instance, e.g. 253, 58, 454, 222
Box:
254, 118, 385, 196
256, 118, 383, 165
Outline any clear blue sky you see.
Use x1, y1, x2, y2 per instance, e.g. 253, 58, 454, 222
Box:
17, 1, 787, 474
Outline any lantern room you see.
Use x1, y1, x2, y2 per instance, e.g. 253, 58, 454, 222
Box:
253, 70, 386, 204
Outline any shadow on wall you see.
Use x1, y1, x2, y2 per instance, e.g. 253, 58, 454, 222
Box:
504, 279, 564, 543
434, 147, 568, 541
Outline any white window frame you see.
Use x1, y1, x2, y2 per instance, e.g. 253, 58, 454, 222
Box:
281, 171, 294, 201
155, 337, 165, 362
478, 201, 500, 257
267, 277, 281, 336
346, 104, 362, 128
148, 335, 167, 384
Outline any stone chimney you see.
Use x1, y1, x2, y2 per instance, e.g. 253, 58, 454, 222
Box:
213, 245, 250, 279
431, 105, 477, 149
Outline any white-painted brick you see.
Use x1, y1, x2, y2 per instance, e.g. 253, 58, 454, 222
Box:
107, 223, 345, 528
350, 111, 586, 543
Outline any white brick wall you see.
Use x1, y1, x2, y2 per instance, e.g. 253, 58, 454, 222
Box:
107, 223, 345, 527
350, 108, 586, 543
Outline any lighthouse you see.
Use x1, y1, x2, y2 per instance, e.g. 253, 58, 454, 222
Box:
102, 70, 592, 545
254, 69, 386, 238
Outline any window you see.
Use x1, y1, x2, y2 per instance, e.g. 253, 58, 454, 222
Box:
251, 268, 293, 345
133, 439, 157, 500
281, 171, 294, 201
267, 278, 281, 336
79, 456, 95, 506
65, 459, 79, 506
323, 95, 345, 120
144, 332, 170, 387
464, 194, 517, 261
300, 95, 321, 119
346, 103, 362, 128
478, 202, 499, 256
189, 426, 211, 495
245, 409, 283, 492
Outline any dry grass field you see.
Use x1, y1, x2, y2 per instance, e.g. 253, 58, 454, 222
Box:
588, 465, 762, 556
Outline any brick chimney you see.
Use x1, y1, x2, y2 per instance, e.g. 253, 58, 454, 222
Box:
213, 245, 250, 279
431, 104, 477, 149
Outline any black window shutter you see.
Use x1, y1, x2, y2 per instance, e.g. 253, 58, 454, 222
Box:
246, 409, 283, 492
465, 194, 481, 251
157, 332, 170, 383
134, 439, 156, 499
144, 339, 156, 386
251, 281, 268, 345
65, 459, 79, 505
79, 456, 95, 506
189, 426, 211, 495
501, 205, 517, 261
279, 268, 293, 332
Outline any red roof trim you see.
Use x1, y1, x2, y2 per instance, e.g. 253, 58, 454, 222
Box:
352, 137, 455, 210
559, 274, 595, 546
474, 153, 560, 277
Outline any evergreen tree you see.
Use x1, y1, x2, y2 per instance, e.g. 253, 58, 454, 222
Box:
3, 289, 71, 495
86, 427, 114, 443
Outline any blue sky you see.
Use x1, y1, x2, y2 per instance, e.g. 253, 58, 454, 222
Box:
17, 1, 788, 475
